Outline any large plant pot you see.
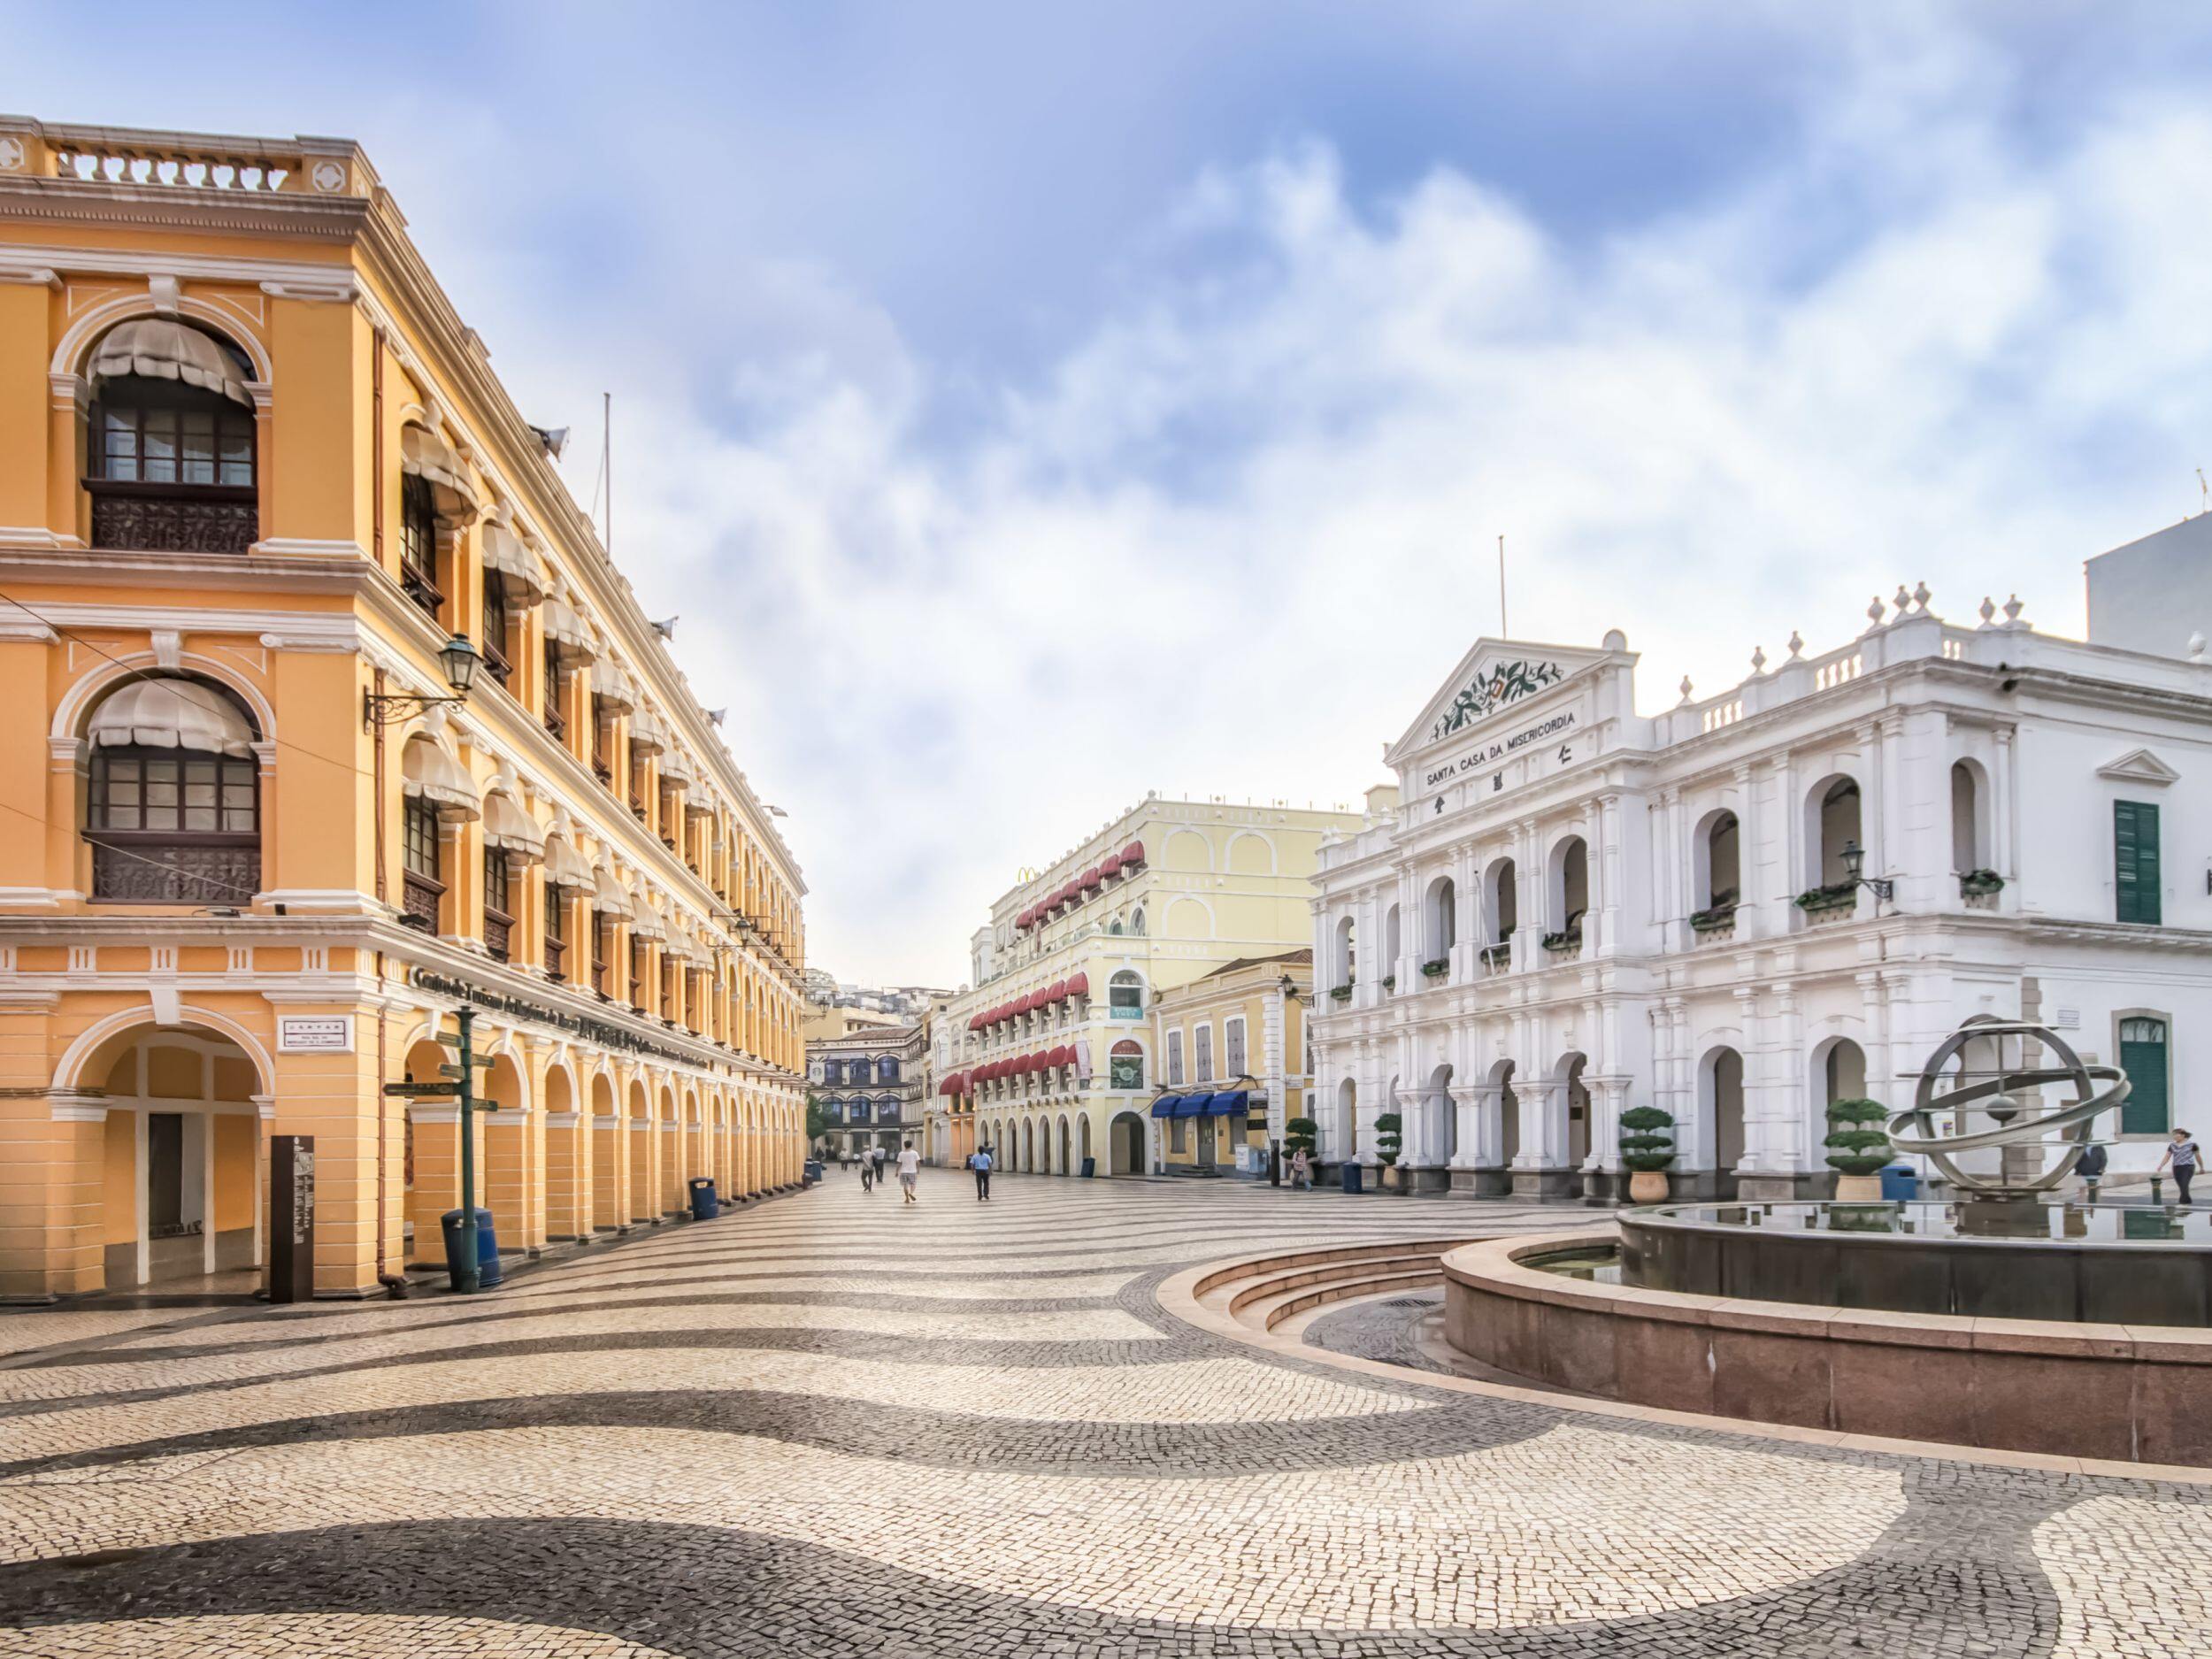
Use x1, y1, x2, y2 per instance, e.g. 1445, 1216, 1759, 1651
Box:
1626, 1170, 1671, 1203
1833, 1172, 1884, 1202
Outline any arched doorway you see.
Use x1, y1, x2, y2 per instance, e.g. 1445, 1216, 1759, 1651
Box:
483, 1051, 529, 1251
86, 1022, 265, 1289
1424, 1064, 1456, 1173
1021, 1118, 1035, 1173
1079, 1115, 1093, 1171
1335, 1077, 1357, 1163
590, 1072, 623, 1231
1109, 1110, 1148, 1175
627, 1079, 655, 1225
542, 1064, 582, 1240
1701, 1046, 1747, 1194
1559, 1053, 1591, 1170
1058, 1114, 1071, 1175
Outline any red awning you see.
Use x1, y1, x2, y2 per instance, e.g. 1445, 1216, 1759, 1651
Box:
1048, 979, 1068, 1002
1062, 879, 1080, 902
1011, 993, 1030, 1015
1081, 866, 1102, 888
1100, 853, 1123, 878
1017, 907, 1033, 929
1066, 971, 1089, 996
1121, 840, 1145, 864
967, 1012, 985, 1031
1049, 1045, 1072, 1067
939, 1075, 959, 1096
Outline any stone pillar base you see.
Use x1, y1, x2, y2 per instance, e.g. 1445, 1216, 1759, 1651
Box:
1450, 1167, 1514, 1196
1510, 1168, 1577, 1200
1736, 1172, 1805, 1201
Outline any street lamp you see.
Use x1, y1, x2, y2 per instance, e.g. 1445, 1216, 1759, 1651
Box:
1839, 840, 1894, 903
1271, 974, 1304, 1187
364, 634, 483, 726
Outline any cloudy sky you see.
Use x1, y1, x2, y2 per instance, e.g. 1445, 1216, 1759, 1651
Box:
15, 4, 2212, 983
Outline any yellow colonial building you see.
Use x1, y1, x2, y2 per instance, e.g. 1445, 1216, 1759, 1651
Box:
1149, 948, 1314, 1179
0, 117, 808, 1301
933, 796, 1357, 1178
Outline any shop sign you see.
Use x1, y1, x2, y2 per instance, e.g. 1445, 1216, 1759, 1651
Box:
1422, 710, 1579, 789
278, 1016, 354, 1053
410, 969, 714, 1069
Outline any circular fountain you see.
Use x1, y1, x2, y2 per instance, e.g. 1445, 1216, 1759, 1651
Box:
1440, 1017, 2212, 1465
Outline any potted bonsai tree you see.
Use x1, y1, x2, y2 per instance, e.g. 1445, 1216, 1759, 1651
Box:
1617, 1105, 1677, 1203
1373, 1112, 1405, 1192
1824, 1097, 1892, 1201
1285, 1116, 1319, 1188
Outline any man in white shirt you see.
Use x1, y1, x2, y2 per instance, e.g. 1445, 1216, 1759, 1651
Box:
972, 1145, 993, 1202
897, 1140, 920, 1204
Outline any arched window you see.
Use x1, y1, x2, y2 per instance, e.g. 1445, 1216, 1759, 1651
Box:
877, 1056, 900, 1083
1951, 762, 1986, 874
1384, 903, 1402, 978
1333, 914, 1356, 990
1695, 811, 1740, 915
1548, 837, 1587, 947
1487, 859, 1517, 944
1811, 776, 1863, 889
1110, 970, 1144, 1019
1424, 877, 1455, 965
1128, 906, 1147, 936
1109, 1038, 1145, 1091
84, 677, 260, 903
85, 319, 258, 555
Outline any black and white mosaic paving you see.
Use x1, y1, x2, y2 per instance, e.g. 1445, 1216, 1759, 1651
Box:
2, 1170, 2207, 1657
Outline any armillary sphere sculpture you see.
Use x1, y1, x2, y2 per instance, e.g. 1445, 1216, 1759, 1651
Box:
1888, 1015, 2129, 1195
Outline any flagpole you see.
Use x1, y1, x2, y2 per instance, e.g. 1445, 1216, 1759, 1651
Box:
1497, 534, 1509, 638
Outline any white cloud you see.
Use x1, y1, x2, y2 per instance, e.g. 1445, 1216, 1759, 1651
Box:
472, 35, 2212, 985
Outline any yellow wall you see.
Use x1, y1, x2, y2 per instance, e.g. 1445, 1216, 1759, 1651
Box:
100, 1112, 134, 1248
212, 1115, 256, 1232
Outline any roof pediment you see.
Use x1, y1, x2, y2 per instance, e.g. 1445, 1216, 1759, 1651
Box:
2096, 747, 2181, 787
1386, 635, 1628, 767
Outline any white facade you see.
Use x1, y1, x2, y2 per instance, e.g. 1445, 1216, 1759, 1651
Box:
1310, 592, 2212, 1200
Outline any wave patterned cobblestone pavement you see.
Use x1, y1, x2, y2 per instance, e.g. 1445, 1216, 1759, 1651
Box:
2, 1171, 2209, 1657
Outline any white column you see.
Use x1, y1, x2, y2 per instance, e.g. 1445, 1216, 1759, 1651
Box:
1594, 793, 1622, 958
1993, 721, 2018, 893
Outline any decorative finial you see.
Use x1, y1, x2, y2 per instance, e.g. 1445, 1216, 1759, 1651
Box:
1979, 596, 1995, 624
1786, 630, 1803, 659
2190, 632, 2207, 664
1678, 675, 1694, 703
1893, 584, 1912, 613
2002, 595, 2024, 624
1913, 580, 1931, 611
1750, 645, 1767, 673
1868, 595, 1886, 626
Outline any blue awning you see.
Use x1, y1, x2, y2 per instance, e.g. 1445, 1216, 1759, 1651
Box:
1202, 1090, 1250, 1116
1149, 1095, 1182, 1118
1170, 1094, 1210, 1118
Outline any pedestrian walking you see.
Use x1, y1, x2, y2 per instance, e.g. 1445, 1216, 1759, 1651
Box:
2077, 1139, 2108, 1202
898, 1139, 920, 1204
1288, 1148, 1311, 1191
872, 1146, 887, 1186
972, 1144, 994, 1202
2158, 1127, 2200, 1205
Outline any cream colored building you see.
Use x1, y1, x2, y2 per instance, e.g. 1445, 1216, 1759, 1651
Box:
932, 797, 1359, 1177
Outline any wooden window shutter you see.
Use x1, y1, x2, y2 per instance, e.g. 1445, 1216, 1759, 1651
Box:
2115, 800, 2162, 925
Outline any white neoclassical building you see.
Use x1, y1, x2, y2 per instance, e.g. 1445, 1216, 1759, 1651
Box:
1310, 589, 2212, 1201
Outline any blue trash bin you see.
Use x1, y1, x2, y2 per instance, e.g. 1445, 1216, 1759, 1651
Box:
1878, 1164, 1919, 1202
1340, 1162, 1364, 1195
1080, 1156, 1096, 1179
439, 1207, 501, 1289
688, 1177, 719, 1220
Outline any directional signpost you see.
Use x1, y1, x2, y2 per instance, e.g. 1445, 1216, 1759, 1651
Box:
382, 1005, 492, 1293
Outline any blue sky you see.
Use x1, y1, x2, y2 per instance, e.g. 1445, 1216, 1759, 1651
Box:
14, 4, 2212, 982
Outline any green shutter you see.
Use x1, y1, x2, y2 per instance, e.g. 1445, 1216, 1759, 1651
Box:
2120, 1018, 2170, 1135
2115, 800, 2162, 925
